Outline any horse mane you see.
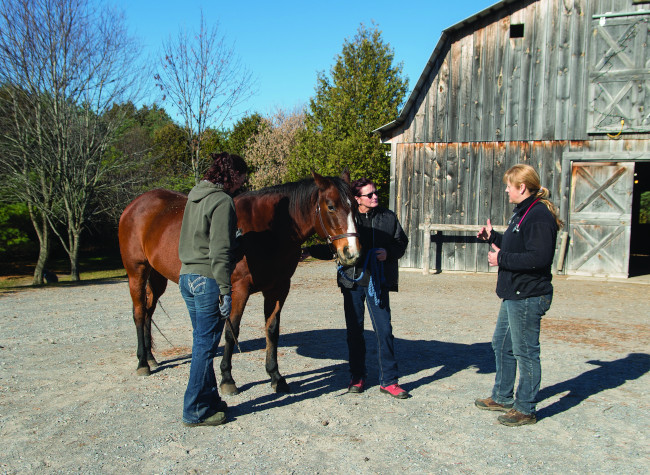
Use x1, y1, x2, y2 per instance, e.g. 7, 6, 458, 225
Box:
240, 176, 354, 217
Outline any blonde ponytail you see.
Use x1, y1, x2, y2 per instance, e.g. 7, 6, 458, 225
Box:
536, 187, 564, 229
504, 165, 564, 230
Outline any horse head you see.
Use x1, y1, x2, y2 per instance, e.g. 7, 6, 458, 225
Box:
312, 171, 361, 266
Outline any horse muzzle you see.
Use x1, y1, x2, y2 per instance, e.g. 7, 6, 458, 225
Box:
334, 238, 361, 266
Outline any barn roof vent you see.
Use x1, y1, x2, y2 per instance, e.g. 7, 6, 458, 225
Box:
510, 23, 524, 38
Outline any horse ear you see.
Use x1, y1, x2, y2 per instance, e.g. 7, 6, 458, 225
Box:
311, 171, 329, 191
340, 169, 351, 184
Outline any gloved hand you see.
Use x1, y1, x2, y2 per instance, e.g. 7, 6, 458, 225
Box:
219, 293, 232, 319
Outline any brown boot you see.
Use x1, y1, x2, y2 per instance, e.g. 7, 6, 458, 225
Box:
497, 409, 537, 426
474, 397, 513, 412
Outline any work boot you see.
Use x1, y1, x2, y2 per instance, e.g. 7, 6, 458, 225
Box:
182, 411, 227, 427
497, 409, 537, 426
474, 397, 513, 412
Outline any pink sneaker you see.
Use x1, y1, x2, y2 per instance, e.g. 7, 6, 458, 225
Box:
380, 383, 409, 399
347, 377, 365, 393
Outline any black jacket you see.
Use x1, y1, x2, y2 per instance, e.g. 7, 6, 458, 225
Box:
488, 195, 558, 300
311, 206, 408, 291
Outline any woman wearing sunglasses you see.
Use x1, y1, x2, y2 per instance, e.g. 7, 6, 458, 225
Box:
305, 177, 409, 398
328, 177, 410, 398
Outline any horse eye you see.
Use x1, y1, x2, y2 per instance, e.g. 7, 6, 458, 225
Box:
327, 203, 335, 212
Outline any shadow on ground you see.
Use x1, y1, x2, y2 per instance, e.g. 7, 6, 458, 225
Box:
153, 330, 649, 421
198, 329, 495, 418
536, 352, 650, 419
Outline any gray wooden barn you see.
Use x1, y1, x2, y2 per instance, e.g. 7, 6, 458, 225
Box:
376, 0, 650, 278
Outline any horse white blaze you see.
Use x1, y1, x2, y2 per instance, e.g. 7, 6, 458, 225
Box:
346, 211, 360, 256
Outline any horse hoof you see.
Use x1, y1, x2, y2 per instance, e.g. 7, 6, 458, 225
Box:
220, 382, 239, 396
148, 359, 159, 369
272, 379, 290, 393
136, 366, 151, 376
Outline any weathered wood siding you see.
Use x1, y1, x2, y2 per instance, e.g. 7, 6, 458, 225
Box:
382, 0, 650, 272
395, 139, 650, 272
391, 0, 649, 144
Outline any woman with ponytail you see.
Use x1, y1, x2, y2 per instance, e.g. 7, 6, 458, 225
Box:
475, 164, 562, 426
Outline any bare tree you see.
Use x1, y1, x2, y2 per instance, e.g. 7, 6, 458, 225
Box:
155, 11, 255, 184
0, 0, 145, 282
245, 107, 305, 189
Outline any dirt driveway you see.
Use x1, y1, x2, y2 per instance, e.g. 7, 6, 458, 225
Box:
1, 260, 648, 473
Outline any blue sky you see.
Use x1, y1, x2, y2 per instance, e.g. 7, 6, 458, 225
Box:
113, 0, 498, 128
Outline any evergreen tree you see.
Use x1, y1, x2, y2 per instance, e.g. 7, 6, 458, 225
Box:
291, 23, 408, 193
228, 113, 265, 157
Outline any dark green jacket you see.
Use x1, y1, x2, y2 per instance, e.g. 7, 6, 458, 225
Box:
178, 181, 237, 295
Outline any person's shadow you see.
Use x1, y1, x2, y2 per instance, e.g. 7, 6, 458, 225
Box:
154, 329, 649, 421
213, 329, 495, 418
536, 353, 650, 419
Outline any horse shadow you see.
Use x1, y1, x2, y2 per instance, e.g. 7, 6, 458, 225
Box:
151, 354, 192, 374
536, 353, 650, 419
222, 329, 495, 418
214, 331, 650, 420
147, 324, 650, 422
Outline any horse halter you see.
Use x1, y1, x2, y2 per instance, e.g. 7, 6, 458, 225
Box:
315, 201, 359, 245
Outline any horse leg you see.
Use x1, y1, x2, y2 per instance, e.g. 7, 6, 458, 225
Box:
126, 264, 153, 376
144, 270, 168, 370
263, 282, 291, 393
219, 286, 251, 396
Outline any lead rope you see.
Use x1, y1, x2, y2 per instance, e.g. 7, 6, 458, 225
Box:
337, 247, 386, 306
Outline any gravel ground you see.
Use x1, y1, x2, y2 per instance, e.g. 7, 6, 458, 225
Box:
0, 260, 648, 474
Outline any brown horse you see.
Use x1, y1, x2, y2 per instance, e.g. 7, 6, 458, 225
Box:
118, 172, 360, 394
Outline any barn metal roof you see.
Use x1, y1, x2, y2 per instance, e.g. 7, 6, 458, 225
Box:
374, 0, 520, 135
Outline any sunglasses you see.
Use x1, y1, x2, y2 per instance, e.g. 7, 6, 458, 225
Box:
358, 191, 378, 199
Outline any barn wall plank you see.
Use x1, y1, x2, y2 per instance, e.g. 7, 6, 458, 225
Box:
505, 8, 523, 141
568, 0, 588, 139
493, 16, 510, 141
481, 21, 498, 141
436, 53, 450, 143
518, 1, 537, 140
554, 0, 572, 139
542, 0, 560, 139
458, 35, 474, 142
470, 26, 486, 142
449, 40, 462, 143
530, 0, 549, 138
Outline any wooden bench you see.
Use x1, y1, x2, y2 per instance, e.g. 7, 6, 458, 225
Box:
418, 222, 507, 275
418, 222, 569, 275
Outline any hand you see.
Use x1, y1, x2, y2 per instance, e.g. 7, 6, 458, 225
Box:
477, 219, 493, 241
375, 248, 387, 262
219, 293, 232, 319
488, 243, 500, 267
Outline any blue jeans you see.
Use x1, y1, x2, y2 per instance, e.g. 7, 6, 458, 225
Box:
179, 274, 226, 424
341, 285, 399, 387
491, 293, 552, 414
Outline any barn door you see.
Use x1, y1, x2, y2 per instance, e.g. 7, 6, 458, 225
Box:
588, 14, 650, 133
566, 162, 634, 277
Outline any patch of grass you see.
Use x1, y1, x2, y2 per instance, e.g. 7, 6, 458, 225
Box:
0, 252, 126, 292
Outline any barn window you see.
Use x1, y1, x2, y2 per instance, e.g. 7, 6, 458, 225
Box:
510, 23, 524, 38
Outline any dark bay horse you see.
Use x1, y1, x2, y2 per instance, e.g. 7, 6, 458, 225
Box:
118, 172, 360, 395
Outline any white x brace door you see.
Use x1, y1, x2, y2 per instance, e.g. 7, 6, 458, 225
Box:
566, 162, 635, 277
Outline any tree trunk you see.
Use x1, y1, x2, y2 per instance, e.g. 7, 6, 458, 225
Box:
68, 230, 81, 281
193, 147, 201, 185
31, 213, 51, 286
